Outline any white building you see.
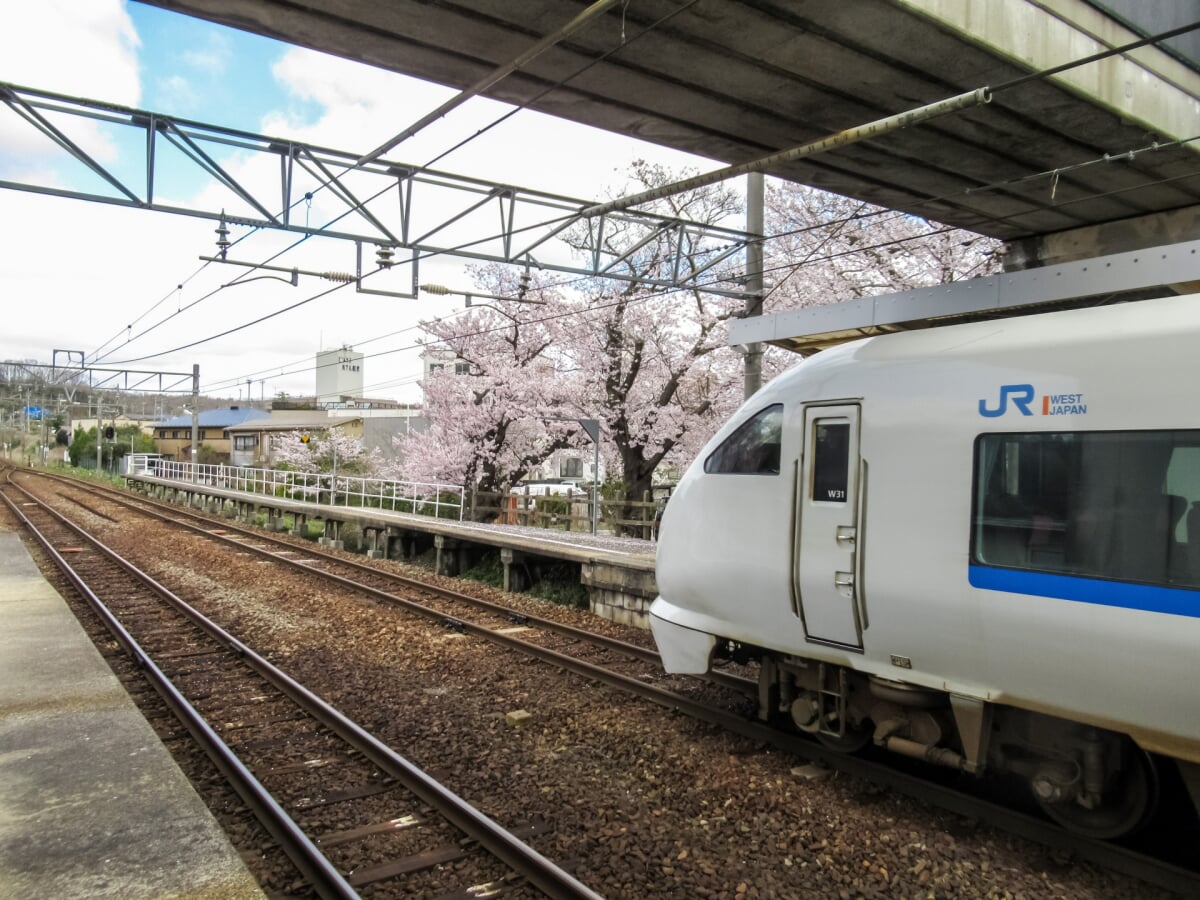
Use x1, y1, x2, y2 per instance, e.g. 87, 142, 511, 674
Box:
316, 345, 364, 405
421, 348, 470, 381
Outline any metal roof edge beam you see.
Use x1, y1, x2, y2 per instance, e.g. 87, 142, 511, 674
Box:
729, 239, 1200, 352
581, 88, 992, 218
355, 0, 623, 166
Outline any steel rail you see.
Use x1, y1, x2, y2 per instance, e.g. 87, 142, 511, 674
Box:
3, 471, 605, 900
37, 467, 755, 697
20, 468, 1200, 897
0, 477, 358, 900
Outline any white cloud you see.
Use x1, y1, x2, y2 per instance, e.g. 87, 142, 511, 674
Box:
0, 0, 140, 170
157, 74, 199, 112
265, 46, 713, 198
0, 0, 139, 102
0, 6, 722, 406
182, 31, 232, 74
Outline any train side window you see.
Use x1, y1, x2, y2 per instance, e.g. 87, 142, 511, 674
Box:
704, 404, 782, 475
811, 421, 850, 502
972, 431, 1200, 589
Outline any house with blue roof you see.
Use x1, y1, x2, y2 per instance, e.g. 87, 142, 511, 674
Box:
151, 406, 270, 464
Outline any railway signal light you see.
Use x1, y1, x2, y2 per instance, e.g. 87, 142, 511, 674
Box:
103, 426, 115, 440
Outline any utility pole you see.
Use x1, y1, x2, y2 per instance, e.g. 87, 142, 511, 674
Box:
95, 396, 102, 473
190, 364, 199, 482
743, 172, 765, 400
579, 419, 601, 535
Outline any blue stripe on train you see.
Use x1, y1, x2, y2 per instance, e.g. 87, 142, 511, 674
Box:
968, 565, 1200, 618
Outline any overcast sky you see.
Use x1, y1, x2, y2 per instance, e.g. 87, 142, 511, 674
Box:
0, 0, 715, 405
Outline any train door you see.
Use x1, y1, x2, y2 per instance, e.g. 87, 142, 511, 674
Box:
795, 404, 864, 649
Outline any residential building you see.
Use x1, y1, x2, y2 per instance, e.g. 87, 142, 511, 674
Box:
224, 415, 363, 468
152, 407, 270, 463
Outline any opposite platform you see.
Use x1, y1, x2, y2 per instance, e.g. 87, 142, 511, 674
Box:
130, 473, 660, 626
0, 530, 264, 899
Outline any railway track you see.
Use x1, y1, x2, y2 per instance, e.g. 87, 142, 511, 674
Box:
12, 467, 1200, 897
0, 468, 602, 900
29, 468, 758, 702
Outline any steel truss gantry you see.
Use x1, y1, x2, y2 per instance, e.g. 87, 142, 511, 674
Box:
16, 357, 195, 396
0, 82, 754, 299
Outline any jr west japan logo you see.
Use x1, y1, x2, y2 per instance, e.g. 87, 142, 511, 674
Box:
979, 384, 1087, 417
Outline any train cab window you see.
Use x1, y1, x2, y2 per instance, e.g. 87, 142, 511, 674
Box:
704, 404, 782, 475
972, 431, 1200, 589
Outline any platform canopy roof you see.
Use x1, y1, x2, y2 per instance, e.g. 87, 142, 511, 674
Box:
138, 0, 1200, 242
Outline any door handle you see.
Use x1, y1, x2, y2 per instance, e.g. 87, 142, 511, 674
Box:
836, 526, 856, 545
834, 572, 854, 589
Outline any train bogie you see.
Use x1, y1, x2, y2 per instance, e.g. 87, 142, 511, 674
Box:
651, 294, 1200, 837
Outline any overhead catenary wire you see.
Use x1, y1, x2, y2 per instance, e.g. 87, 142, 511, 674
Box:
195, 126, 1200, 395
91, 1, 701, 367
199, 217, 984, 397
132, 126, 1200, 390
94, 99, 1175, 370
355, 0, 626, 165
102, 14, 1200, 381
97, 9, 1200, 363
578, 19, 1200, 218
204, 123, 1200, 376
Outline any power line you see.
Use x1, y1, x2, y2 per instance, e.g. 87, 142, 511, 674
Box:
103, 272, 368, 366
95, 2, 702, 367
97, 15, 1200, 380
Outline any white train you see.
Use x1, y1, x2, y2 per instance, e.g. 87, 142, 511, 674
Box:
651, 293, 1200, 838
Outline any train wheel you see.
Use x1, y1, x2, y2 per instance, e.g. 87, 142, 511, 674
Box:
815, 720, 873, 753
1035, 745, 1159, 839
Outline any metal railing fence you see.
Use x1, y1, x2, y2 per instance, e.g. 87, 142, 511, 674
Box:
127, 456, 465, 521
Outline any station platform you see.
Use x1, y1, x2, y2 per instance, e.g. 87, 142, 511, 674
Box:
129, 473, 660, 627
0, 530, 264, 898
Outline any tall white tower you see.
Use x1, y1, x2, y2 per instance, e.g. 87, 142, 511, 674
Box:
316, 345, 364, 405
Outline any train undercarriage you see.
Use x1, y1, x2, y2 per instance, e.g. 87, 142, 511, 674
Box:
731, 643, 1194, 840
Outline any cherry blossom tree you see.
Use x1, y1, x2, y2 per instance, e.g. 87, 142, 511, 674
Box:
270, 427, 378, 475
759, 183, 1000, 379
548, 161, 750, 519
393, 266, 579, 506
403, 166, 1003, 526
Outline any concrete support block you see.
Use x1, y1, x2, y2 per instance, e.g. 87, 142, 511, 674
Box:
500, 547, 515, 592
366, 532, 384, 558
435, 534, 466, 576
499, 547, 528, 592
581, 562, 657, 630
291, 513, 308, 537
384, 527, 403, 560
364, 527, 385, 558
320, 519, 344, 551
